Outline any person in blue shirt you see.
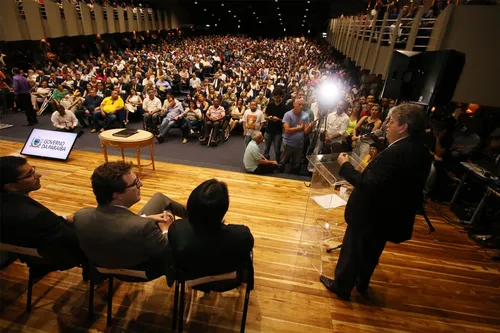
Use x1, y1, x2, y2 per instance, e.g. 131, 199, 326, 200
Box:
279, 98, 316, 174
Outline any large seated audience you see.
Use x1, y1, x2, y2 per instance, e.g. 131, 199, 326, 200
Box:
0, 34, 499, 183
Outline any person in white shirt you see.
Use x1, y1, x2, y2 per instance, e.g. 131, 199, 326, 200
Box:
189, 73, 201, 92
51, 105, 79, 133
142, 89, 162, 134
243, 131, 278, 174
243, 101, 266, 147
325, 103, 350, 153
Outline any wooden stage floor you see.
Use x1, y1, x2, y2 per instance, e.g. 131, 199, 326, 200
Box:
1, 140, 499, 333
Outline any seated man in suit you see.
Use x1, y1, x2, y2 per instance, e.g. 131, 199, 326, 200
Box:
0, 156, 86, 275
74, 161, 188, 280
168, 179, 254, 278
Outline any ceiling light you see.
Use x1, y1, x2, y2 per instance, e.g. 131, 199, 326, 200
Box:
204, 8, 207, 11
284, 28, 286, 32
215, 23, 218, 27
279, 18, 282, 21
194, 1, 197, 4
238, 25, 240, 28
228, 10, 231, 13
304, 15, 307, 17
221, 3, 224, 6
259, 21, 262, 24
253, 12, 256, 14
308, 30, 311, 33
206, 24, 210, 27
277, 7, 280, 10
278, 13, 281, 16
302, 24, 304, 27
234, 15, 237, 17
306, 9, 309, 11
238, 19, 241, 22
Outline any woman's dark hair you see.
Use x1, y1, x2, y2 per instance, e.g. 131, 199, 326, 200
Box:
91, 161, 133, 205
187, 179, 229, 230
0, 156, 27, 192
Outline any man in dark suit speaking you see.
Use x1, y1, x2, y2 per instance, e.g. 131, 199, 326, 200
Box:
320, 104, 432, 300
74, 161, 187, 280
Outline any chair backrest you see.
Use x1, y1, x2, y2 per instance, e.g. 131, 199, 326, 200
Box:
186, 271, 237, 288
95, 267, 148, 280
0, 242, 42, 258
174, 251, 254, 293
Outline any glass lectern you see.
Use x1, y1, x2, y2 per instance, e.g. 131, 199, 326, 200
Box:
297, 153, 365, 275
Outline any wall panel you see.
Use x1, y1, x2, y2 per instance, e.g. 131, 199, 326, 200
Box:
45, 0, 64, 38
23, 0, 46, 40
117, 7, 126, 33
93, 4, 106, 34
0, 0, 25, 41
79, 3, 94, 35
63, 1, 80, 37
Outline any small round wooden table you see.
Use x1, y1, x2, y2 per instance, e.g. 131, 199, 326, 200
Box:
99, 129, 155, 176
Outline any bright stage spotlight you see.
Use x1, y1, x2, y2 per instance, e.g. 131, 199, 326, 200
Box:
317, 81, 341, 108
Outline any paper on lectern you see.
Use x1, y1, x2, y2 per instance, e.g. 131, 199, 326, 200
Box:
311, 194, 347, 209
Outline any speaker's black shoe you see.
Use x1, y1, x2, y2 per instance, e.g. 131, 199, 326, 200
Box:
356, 283, 368, 295
320, 275, 351, 301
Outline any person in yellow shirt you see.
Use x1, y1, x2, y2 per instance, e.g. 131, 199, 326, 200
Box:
91, 90, 125, 133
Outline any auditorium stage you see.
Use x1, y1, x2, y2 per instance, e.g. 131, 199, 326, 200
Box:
1, 140, 499, 333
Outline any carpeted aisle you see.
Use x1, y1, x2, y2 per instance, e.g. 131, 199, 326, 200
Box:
0, 111, 309, 181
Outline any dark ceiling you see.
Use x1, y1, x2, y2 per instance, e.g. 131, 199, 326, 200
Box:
172, 0, 367, 38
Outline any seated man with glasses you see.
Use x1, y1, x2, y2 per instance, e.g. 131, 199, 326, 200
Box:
0, 156, 86, 275
74, 161, 187, 280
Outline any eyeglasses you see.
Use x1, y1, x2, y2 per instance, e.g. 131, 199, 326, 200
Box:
124, 177, 141, 189
17, 166, 37, 181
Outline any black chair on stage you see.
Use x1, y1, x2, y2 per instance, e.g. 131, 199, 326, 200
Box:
87, 261, 150, 327
0, 242, 86, 312
169, 251, 254, 333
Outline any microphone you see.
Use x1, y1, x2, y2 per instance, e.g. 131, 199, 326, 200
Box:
360, 129, 383, 139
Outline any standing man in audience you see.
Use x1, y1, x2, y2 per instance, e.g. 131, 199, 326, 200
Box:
243, 131, 278, 174
264, 88, 287, 163
12, 67, 38, 126
320, 104, 432, 301
325, 102, 350, 153
243, 100, 266, 147
142, 88, 162, 134
74, 161, 188, 280
91, 90, 124, 133
279, 98, 315, 174
0, 156, 86, 274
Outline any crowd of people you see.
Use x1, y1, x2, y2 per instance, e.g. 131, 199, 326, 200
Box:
1, 33, 497, 181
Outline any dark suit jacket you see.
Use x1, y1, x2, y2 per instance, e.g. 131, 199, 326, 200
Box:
125, 83, 144, 94
339, 137, 432, 243
74, 205, 168, 270
168, 219, 254, 277
0, 193, 84, 267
